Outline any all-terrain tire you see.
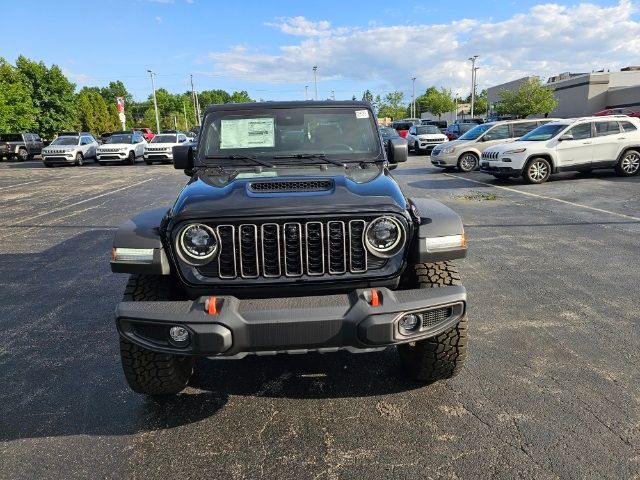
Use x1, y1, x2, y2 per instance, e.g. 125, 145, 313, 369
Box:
119, 274, 194, 395
397, 261, 468, 383
17, 148, 28, 162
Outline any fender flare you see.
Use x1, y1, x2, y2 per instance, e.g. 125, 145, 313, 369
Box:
408, 198, 467, 263
111, 207, 172, 275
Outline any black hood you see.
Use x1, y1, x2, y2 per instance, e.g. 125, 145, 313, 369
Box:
169, 167, 407, 225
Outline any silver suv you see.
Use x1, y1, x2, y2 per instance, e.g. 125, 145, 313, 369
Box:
42, 133, 98, 167
430, 119, 558, 172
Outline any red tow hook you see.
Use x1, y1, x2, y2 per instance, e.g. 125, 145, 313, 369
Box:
369, 289, 381, 307
204, 296, 218, 315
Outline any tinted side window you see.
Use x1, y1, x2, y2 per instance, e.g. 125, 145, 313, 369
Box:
25, 134, 33, 141
488, 125, 511, 140
512, 122, 537, 137
33, 134, 41, 141
620, 121, 638, 132
595, 121, 621, 137
567, 123, 592, 139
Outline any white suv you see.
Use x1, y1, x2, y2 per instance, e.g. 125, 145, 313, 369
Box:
406, 124, 448, 154
42, 133, 98, 167
143, 132, 187, 164
480, 116, 640, 183
96, 131, 147, 165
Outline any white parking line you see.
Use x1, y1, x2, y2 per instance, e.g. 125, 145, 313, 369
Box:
443, 173, 640, 222
8, 178, 154, 226
0, 180, 44, 191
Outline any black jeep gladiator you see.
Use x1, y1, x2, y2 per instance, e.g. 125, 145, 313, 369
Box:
0, 132, 43, 161
110, 101, 468, 395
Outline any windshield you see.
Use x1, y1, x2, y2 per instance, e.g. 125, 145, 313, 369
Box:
380, 127, 396, 137
518, 124, 566, 141
106, 134, 132, 144
459, 124, 492, 140
392, 122, 412, 130
199, 106, 382, 165
0, 134, 22, 142
151, 134, 177, 143
51, 136, 78, 146
415, 125, 440, 135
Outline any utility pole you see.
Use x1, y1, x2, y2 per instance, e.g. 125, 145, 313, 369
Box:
468, 55, 479, 118
183, 102, 188, 130
174, 115, 178, 130
331, 90, 335, 101
305, 85, 309, 100
190, 74, 201, 125
411, 77, 417, 118
313, 66, 318, 100
147, 70, 161, 134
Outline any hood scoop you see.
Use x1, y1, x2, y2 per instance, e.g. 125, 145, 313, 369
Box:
248, 179, 334, 193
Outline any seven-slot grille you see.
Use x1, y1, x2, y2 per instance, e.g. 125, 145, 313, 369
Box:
99, 148, 121, 153
482, 151, 499, 160
146, 147, 170, 152
196, 219, 374, 279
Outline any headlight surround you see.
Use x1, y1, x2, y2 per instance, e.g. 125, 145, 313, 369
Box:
442, 146, 456, 154
364, 216, 405, 258
503, 147, 527, 155
177, 223, 219, 264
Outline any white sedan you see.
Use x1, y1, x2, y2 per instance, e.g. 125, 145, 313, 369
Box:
143, 132, 188, 165
406, 125, 448, 154
96, 132, 147, 165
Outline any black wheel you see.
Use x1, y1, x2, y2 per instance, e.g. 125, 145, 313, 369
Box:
615, 149, 640, 176
457, 152, 478, 172
128, 151, 136, 165
75, 152, 83, 166
119, 274, 194, 395
524, 157, 551, 184
397, 261, 468, 383
17, 149, 28, 162
493, 173, 511, 180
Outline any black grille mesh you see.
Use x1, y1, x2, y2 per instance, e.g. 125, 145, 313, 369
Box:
421, 307, 453, 328
249, 180, 333, 193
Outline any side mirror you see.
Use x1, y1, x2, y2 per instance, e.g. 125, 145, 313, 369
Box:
558, 134, 574, 141
173, 144, 194, 174
483, 134, 493, 142
388, 138, 408, 164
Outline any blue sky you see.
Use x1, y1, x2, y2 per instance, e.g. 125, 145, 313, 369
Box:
2, 0, 636, 102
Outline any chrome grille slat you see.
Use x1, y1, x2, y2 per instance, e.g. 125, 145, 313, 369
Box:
217, 225, 237, 278
348, 220, 368, 273
283, 223, 304, 277
327, 221, 346, 274
261, 223, 281, 278
305, 222, 325, 275
239, 224, 259, 278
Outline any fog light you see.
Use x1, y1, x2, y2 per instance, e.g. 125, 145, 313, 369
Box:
169, 326, 190, 344
399, 313, 420, 332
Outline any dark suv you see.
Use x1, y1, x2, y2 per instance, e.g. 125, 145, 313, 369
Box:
0, 133, 43, 161
110, 101, 469, 395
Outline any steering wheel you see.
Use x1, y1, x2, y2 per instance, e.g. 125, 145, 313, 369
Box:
323, 143, 354, 152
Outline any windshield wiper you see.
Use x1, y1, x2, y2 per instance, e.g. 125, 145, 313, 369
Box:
272, 153, 347, 167
205, 154, 274, 168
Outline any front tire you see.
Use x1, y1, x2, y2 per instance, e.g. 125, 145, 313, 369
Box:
128, 151, 136, 165
75, 152, 83, 166
524, 157, 551, 184
414, 141, 421, 154
17, 149, 28, 162
457, 152, 478, 172
615, 149, 640, 176
397, 261, 468, 383
119, 274, 194, 395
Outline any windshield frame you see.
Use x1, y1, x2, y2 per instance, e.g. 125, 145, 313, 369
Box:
518, 123, 567, 142
51, 136, 79, 146
197, 106, 384, 167
151, 134, 178, 144
458, 123, 493, 141
415, 125, 441, 135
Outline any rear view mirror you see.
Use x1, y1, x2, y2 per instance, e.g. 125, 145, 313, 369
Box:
173, 144, 194, 174
388, 138, 408, 164
558, 134, 574, 141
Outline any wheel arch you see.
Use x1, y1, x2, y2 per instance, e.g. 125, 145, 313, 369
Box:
525, 153, 555, 173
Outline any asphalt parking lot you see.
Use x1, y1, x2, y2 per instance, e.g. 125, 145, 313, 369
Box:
1, 155, 638, 479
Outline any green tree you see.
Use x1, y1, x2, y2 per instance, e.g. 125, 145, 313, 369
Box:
361, 89, 374, 104
416, 87, 455, 119
0, 58, 37, 133
77, 88, 117, 135
378, 91, 406, 120
229, 90, 253, 103
16, 56, 78, 138
496, 79, 557, 118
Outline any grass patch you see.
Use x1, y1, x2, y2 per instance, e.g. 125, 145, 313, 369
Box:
452, 191, 498, 201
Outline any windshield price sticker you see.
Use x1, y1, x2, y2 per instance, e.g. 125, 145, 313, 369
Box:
221, 118, 275, 149
355, 110, 369, 119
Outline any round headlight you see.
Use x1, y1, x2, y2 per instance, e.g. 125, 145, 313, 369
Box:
178, 224, 219, 263
364, 216, 405, 257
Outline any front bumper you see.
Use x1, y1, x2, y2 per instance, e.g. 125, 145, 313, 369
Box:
144, 152, 173, 160
43, 154, 75, 163
97, 152, 128, 161
480, 161, 522, 177
116, 286, 466, 357
430, 151, 457, 166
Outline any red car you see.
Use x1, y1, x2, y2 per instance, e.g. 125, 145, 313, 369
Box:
133, 128, 155, 142
592, 108, 640, 118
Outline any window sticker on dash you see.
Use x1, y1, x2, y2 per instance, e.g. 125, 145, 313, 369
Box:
220, 118, 275, 149
355, 110, 369, 119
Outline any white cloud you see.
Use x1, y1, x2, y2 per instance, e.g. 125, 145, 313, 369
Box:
155, 16, 162, 23
206, 1, 640, 96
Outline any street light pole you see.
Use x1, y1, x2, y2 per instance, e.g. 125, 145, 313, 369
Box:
468, 55, 479, 118
190, 74, 201, 125
305, 85, 309, 100
183, 102, 188, 130
147, 70, 161, 134
313, 66, 318, 100
411, 77, 417, 118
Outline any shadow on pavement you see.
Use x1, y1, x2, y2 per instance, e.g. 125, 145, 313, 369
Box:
0, 230, 420, 442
